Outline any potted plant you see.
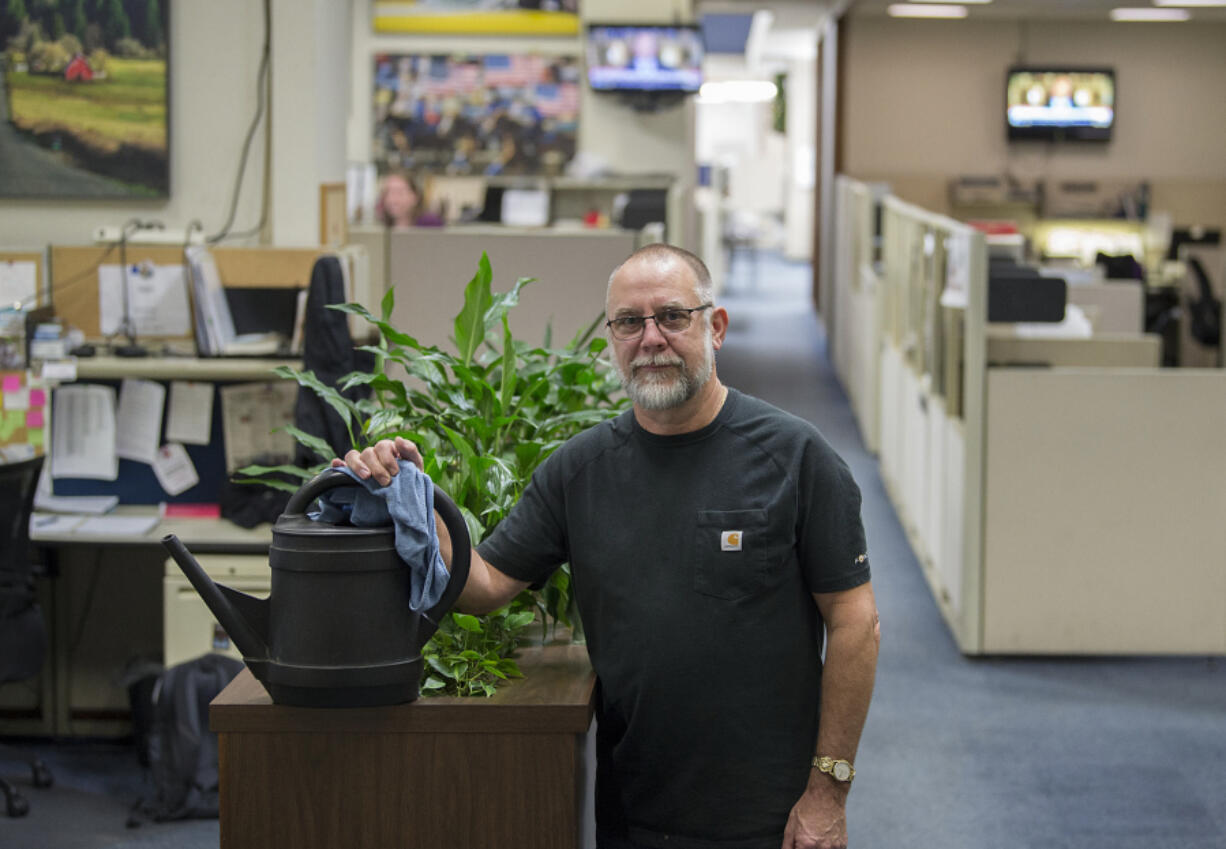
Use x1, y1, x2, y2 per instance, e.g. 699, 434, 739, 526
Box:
243, 253, 626, 695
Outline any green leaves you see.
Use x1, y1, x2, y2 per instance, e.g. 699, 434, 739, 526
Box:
454, 253, 494, 366
251, 252, 627, 697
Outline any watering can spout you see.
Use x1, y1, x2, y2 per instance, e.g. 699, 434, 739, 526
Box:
162, 534, 269, 661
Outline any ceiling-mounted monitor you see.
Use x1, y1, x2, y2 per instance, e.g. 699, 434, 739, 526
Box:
1006, 67, 1115, 142
586, 24, 704, 93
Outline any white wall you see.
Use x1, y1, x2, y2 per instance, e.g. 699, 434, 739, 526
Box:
842, 17, 1226, 182
1, 0, 267, 248
0, 0, 350, 250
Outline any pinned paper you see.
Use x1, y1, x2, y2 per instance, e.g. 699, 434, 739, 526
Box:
2, 387, 28, 410
51, 384, 118, 480
98, 263, 191, 337
165, 381, 214, 446
2, 374, 19, 393
152, 443, 200, 497
0, 260, 37, 307
30, 389, 46, 407
115, 378, 166, 465
26, 409, 43, 428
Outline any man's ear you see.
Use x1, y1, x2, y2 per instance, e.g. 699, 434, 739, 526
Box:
710, 306, 729, 351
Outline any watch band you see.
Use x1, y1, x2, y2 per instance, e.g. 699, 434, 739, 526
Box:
812, 755, 855, 783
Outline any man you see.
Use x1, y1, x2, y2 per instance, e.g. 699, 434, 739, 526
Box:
340, 244, 880, 849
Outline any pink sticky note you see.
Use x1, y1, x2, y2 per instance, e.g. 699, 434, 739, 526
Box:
1, 375, 20, 393
30, 389, 46, 407
26, 410, 44, 428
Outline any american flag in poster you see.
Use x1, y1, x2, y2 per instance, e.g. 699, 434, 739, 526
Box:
482, 54, 547, 88
418, 59, 483, 97
534, 83, 580, 119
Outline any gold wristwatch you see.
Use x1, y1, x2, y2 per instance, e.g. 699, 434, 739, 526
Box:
812, 756, 855, 783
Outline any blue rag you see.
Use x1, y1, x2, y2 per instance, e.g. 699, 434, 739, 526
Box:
310, 461, 451, 612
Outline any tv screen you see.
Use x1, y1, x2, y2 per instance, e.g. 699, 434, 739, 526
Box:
586, 25, 704, 93
1006, 68, 1115, 142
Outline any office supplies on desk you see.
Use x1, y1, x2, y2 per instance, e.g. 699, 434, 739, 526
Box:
75, 515, 160, 537
29, 512, 86, 534
50, 384, 118, 480
186, 247, 282, 357
33, 493, 118, 514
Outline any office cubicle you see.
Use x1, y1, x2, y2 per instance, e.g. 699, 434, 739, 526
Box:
830, 176, 1226, 655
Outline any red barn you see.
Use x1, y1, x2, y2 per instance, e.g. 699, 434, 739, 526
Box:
64, 54, 93, 82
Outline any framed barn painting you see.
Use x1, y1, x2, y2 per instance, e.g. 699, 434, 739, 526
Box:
0, 0, 169, 199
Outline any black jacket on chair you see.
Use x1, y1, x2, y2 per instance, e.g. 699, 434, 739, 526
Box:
292, 255, 374, 465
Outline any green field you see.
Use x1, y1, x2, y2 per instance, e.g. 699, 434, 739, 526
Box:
7, 57, 166, 151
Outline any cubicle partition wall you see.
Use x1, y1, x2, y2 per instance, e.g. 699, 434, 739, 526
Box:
830, 175, 1226, 656
352, 226, 638, 352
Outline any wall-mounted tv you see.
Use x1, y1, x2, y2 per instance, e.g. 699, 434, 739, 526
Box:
586, 24, 704, 93
1006, 67, 1115, 142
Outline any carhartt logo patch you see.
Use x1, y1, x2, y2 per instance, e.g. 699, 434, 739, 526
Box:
721, 531, 743, 552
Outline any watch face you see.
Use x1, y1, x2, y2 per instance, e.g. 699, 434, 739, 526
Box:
832, 761, 852, 781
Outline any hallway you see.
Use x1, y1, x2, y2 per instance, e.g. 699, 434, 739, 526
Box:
717, 252, 1226, 849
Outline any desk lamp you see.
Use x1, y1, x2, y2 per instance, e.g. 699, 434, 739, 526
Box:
113, 219, 149, 358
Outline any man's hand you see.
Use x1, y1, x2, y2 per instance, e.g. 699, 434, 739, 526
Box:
331, 436, 423, 486
782, 780, 848, 849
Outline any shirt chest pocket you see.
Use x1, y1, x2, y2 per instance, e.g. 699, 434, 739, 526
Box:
691, 508, 788, 601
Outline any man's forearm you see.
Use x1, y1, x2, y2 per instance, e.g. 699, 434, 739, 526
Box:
813, 610, 879, 766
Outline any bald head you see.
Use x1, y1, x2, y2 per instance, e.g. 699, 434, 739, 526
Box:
606, 243, 714, 311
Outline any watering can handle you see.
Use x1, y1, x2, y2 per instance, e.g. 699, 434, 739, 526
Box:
284, 468, 364, 517
423, 485, 472, 631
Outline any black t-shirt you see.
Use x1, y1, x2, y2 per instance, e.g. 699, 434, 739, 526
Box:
478, 389, 870, 848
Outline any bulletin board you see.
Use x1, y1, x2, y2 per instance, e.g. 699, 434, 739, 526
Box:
0, 371, 49, 456
49, 245, 327, 341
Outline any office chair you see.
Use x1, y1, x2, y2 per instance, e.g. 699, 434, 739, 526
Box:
0, 454, 54, 817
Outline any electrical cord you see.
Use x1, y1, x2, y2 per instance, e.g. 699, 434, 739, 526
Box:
207, 0, 272, 245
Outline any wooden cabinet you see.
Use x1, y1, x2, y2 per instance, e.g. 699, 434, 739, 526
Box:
211, 644, 596, 849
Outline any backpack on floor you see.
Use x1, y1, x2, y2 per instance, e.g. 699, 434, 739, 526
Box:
129, 653, 244, 825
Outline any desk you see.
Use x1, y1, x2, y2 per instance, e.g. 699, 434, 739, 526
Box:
211, 644, 596, 849
19, 512, 272, 737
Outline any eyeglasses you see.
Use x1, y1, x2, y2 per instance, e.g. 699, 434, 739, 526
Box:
605, 304, 713, 340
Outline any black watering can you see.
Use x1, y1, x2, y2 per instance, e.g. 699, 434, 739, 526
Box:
162, 468, 471, 708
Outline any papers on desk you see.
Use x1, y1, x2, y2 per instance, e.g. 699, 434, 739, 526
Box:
51, 384, 118, 480
98, 263, 192, 338
75, 514, 160, 537
116, 378, 165, 465
34, 493, 118, 514
30, 513, 86, 535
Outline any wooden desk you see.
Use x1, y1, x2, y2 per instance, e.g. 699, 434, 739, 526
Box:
211, 644, 596, 849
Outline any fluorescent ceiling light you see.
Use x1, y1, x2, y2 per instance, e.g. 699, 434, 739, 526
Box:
907, 0, 992, 3
888, 4, 969, 18
1110, 7, 1191, 20
697, 80, 778, 104
1154, 0, 1226, 5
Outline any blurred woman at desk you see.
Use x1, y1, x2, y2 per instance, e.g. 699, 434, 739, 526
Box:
375, 171, 443, 228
